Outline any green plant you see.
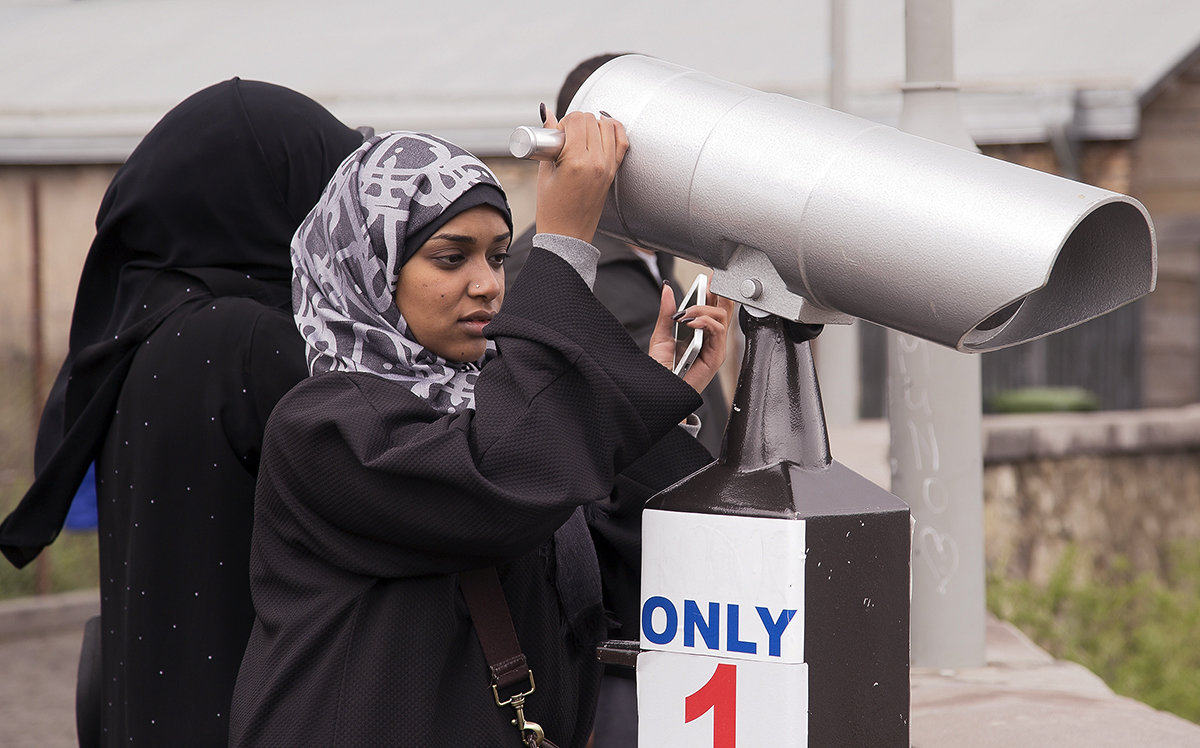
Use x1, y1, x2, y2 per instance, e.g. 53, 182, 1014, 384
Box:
987, 386, 1101, 414
988, 544, 1200, 724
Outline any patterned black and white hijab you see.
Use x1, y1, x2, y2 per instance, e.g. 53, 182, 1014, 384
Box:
292, 131, 512, 414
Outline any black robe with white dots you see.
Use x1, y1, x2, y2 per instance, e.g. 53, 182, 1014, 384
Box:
0, 79, 364, 748
97, 296, 306, 744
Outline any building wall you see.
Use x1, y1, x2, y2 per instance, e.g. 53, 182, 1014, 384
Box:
1133, 55, 1200, 408
0, 164, 116, 480
0, 165, 117, 368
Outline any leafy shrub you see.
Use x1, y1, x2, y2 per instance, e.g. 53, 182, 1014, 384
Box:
987, 386, 1100, 413
988, 543, 1200, 724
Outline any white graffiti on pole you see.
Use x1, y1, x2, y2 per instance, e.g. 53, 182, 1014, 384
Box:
895, 333, 960, 594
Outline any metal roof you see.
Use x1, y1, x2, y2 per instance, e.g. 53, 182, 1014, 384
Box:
2, 0, 1199, 162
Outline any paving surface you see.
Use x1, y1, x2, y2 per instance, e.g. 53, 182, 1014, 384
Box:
0, 590, 95, 748
911, 618, 1200, 747
0, 630, 80, 747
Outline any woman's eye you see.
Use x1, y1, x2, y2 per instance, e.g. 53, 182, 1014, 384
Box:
436, 253, 466, 266
491, 252, 509, 266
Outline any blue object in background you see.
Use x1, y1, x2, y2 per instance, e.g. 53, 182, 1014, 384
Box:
65, 462, 98, 531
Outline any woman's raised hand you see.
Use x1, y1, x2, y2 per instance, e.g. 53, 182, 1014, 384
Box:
648, 279, 735, 395
535, 110, 629, 243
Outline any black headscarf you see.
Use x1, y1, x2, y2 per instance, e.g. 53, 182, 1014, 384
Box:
0, 78, 362, 567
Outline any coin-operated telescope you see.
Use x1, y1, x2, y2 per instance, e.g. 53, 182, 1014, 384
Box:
512, 55, 1155, 747
514, 54, 1156, 351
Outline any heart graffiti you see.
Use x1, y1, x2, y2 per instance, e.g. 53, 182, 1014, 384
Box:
918, 526, 960, 594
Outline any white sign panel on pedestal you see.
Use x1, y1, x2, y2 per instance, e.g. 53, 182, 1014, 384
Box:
639, 509, 809, 745
638, 651, 809, 747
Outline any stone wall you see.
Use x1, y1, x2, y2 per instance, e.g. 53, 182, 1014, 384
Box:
983, 406, 1200, 584
833, 409, 1200, 586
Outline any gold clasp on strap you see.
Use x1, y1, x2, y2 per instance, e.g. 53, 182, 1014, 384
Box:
492, 670, 543, 747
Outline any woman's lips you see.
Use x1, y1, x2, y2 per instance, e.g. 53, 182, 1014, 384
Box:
459, 313, 494, 336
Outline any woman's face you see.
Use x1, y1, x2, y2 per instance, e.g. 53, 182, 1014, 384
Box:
394, 205, 510, 363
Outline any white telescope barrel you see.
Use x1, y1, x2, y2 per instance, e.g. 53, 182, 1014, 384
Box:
562, 55, 1156, 353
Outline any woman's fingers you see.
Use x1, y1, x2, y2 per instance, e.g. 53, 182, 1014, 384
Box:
596, 112, 628, 170
648, 273, 734, 394
562, 111, 594, 158
612, 117, 629, 166
536, 107, 560, 183
648, 283, 679, 370
680, 293, 736, 394
535, 111, 625, 242
558, 111, 625, 179
677, 298, 734, 339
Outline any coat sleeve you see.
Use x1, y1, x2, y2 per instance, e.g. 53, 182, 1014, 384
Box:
587, 426, 713, 640
255, 248, 705, 578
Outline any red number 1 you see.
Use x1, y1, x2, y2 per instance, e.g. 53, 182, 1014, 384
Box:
684, 662, 737, 747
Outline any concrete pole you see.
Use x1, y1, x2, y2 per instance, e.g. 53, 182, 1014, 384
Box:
815, 0, 862, 426
891, 0, 986, 668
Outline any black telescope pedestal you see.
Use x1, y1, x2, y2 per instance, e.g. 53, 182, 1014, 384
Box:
603, 309, 911, 746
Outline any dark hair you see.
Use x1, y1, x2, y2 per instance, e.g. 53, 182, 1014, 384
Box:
556, 53, 631, 119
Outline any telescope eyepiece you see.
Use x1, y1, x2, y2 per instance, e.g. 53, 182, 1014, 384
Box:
509, 126, 564, 161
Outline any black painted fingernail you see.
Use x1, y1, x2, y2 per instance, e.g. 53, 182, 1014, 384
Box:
671, 310, 687, 321
539, 102, 547, 124
599, 110, 613, 118
662, 279, 670, 288
680, 317, 696, 324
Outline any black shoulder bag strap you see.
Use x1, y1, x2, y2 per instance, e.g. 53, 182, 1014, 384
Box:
459, 567, 562, 748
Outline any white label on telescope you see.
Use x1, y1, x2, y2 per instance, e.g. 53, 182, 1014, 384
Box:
637, 651, 809, 747
640, 509, 806, 663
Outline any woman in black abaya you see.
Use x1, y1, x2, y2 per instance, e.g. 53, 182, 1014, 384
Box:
229, 116, 734, 746
0, 79, 362, 745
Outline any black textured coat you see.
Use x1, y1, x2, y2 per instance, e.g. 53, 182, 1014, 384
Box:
507, 226, 729, 457
229, 249, 712, 747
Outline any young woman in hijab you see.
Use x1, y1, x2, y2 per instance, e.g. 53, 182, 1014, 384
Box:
0, 79, 363, 745
228, 114, 733, 747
